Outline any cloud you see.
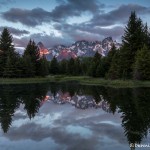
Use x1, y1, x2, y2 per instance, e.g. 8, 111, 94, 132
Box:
1, 0, 104, 27
2, 3, 149, 46
2, 8, 51, 27
54, 22, 124, 42
1, 101, 128, 150
0, 26, 30, 36
13, 33, 72, 48
90, 4, 150, 26
51, 0, 104, 21
13, 23, 123, 48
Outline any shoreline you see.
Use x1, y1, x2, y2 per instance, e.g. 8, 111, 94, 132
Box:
0, 76, 150, 88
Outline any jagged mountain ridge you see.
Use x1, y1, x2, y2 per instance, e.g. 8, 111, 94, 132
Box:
37, 37, 121, 61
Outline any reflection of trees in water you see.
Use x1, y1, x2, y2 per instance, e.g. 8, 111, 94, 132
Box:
0, 84, 49, 133
0, 85, 21, 133
105, 87, 150, 148
21, 84, 48, 119
0, 83, 150, 149
49, 85, 150, 147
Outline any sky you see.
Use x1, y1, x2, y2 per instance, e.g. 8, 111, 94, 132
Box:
0, 0, 150, 48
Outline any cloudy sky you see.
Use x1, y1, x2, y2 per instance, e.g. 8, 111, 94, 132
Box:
0, 0, 150, 48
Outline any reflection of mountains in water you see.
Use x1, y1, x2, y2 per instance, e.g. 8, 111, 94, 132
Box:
41, 91, 111, 113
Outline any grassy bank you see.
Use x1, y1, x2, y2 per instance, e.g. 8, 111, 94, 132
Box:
0, 75, 150, 88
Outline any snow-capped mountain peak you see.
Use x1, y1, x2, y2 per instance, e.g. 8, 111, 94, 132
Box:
38, 37, 121, 61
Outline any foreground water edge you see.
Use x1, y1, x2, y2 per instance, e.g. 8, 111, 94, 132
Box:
0, 76, 150, 88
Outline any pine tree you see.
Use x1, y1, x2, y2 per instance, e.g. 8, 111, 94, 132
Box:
49, 56, 59, 74
88, 62, 97, 77
96, 63, 103, 77
67, 58, 75, 75
0, 28, 15, 61
107, 51, 121, 80
96, 59, 106, 77
24, 40, 39, 62
105, 44, 117, 70
88, 51, 101, 77
122, 12, 144, 54
37, 56, 49, 77
0, 50, 4, 76
23, 55, 35, 77
119, 11, 147, 79
93, 51, 101, 64
23, 40, 40, 76
74, 58, 81, 75
0, 28, 17, 77
59, 59, 68, 74
80, 57, 92, 75
143, 23, 150, 48
133, 45, 150, 80
3, 55, 15, 78
15, 56, 24, 78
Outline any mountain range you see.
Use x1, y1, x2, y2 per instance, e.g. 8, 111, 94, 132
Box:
37, 37, 121, 61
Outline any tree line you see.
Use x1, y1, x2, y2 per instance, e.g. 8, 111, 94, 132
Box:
0, 28, 49, 77
0, 11, 150, 80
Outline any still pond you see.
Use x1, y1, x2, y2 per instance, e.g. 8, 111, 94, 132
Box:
0, 83, 150, 150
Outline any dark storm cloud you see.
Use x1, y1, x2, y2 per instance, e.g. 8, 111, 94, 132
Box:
2, 8, 51, 27
51, 0, 104, 21
2, 2, 150, 45
54, 22, 124, 42
75, 24, 124, 39
0, 26, 30, 36
1, 0, 104, 26
90, 4, 150, 26
2, 3, 149, 27
14, 23, 124, 48
68, 0, 105, 12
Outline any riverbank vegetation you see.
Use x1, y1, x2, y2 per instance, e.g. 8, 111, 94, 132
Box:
0, 76, 150, 88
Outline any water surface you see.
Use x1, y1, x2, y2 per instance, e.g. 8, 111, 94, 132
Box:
0, 83, 150, 150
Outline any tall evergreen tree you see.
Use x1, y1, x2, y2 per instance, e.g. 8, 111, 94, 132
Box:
67, 58, 75, 75
118, 11, 147, 79
0, 50, 4, 76
24, 40, 39, 62
133, 45, 150, 80
88, 51, 101, 77
122, 12, 144, 54
0, 28, 18, 77
49, 56, 59, 74
15, 56, 24, 78
143, 23, 150, 48
37, 56, 49, 77
80, 57, 92, 75
0, 28, 15, 61
107, 51, 121, 80
99, 44, 117, 78
3, 55, 15, 78
23, 55, 35, 77
23, 40, 40, 76
74, 58, 81, 75
59, 59, 68, 74
121, 12, 137, 78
